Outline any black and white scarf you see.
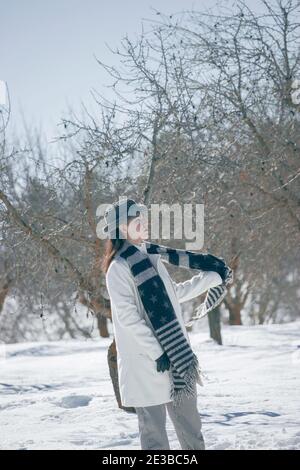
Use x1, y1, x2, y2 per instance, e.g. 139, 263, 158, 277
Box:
144, 241, 234, 327
117, 239, 233, 406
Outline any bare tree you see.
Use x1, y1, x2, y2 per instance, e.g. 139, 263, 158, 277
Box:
1, 0, 299, 414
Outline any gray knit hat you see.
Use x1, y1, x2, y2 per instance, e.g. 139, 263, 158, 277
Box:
102, 198, 147, 236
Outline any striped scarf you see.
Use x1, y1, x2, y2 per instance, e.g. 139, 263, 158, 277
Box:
117, 240, 233, 407
144, 241, 234, 327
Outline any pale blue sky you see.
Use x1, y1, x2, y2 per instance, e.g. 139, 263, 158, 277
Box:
1, 0, 263, 142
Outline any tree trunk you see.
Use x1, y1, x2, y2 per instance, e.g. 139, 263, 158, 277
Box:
0, 279, 12, 315
107, 339, 136, 413
229, 304, 242, 325
208, 306, 222, 345
97, 313, 109, 337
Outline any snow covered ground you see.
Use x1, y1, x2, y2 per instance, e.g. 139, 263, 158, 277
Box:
0, 322, 299, 450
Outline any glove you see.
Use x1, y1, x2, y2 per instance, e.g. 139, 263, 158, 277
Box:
215, 264, 229, 283
198, 254, 228, 282
155, 351, 170, 372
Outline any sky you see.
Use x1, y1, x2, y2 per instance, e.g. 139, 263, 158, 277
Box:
0, 0, 264, 143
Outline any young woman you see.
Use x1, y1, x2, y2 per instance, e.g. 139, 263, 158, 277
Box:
102, 199, 224, 450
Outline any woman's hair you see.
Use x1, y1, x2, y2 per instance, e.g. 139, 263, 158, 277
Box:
101, 217, 136, 274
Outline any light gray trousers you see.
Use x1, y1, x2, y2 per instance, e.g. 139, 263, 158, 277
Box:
135, 385, 205, 450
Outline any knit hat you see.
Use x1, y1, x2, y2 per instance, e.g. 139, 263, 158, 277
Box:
102, 198, 147, 236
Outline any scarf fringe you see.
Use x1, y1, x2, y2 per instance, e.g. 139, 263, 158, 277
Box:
170, 354, 202, 407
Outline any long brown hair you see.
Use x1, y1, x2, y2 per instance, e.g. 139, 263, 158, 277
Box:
101, 218, 135, 274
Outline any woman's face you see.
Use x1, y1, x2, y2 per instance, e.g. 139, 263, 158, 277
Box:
120, 214, 149, 243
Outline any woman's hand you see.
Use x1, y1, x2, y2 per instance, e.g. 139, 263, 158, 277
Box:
155, 351, 170, 372
201, 254, 228, 281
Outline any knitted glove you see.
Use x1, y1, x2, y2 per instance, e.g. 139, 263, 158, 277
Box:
155, 351, 170, 372
197, 254, 228, 282
214, 263, 229, 283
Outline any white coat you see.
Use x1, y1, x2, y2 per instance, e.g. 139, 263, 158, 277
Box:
105, 242, 223, 407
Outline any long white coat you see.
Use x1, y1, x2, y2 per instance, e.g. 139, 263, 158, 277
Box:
105, 242, 223, 407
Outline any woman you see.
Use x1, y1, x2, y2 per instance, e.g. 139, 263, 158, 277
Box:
102, 199, 224, 450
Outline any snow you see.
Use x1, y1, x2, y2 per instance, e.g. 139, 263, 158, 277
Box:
0, 322, 299, 450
